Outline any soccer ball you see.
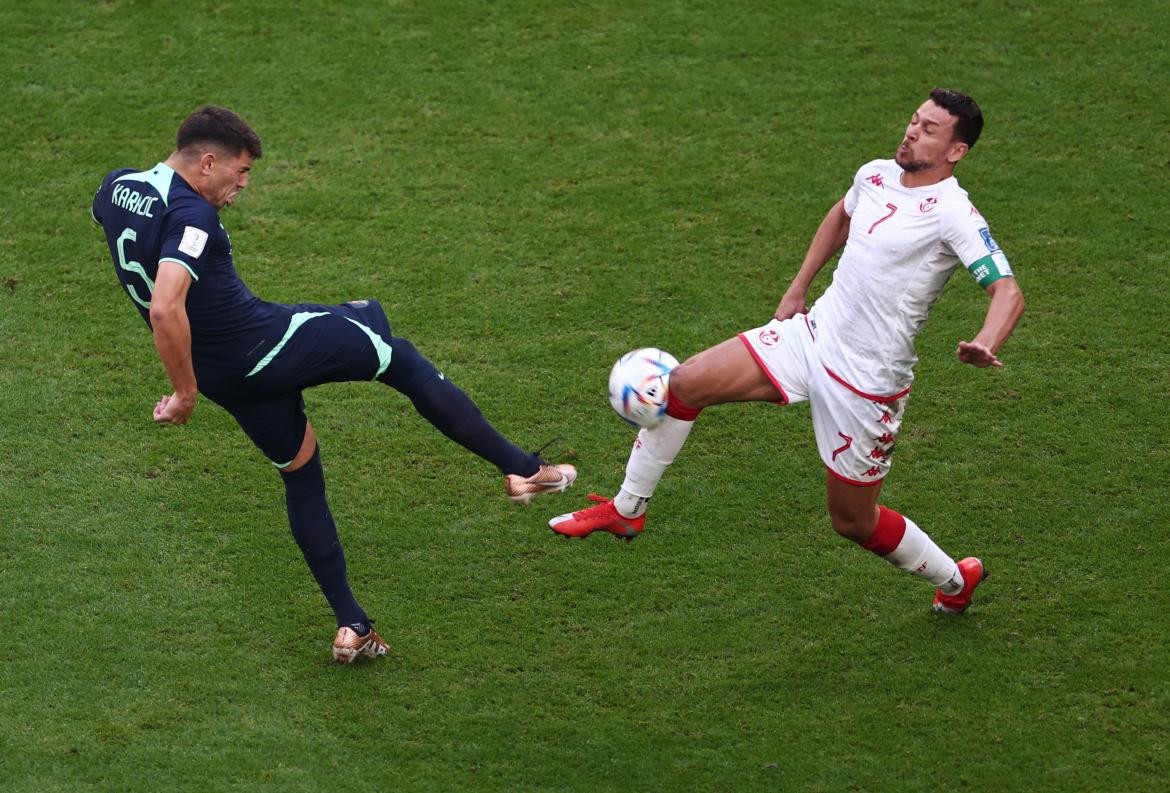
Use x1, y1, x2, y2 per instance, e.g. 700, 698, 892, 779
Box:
608, 347, 680, 429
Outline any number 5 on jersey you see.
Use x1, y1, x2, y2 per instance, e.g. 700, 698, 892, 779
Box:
117, 227, 154, 309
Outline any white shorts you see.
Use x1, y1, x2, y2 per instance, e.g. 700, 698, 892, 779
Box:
737, 316, 908, 486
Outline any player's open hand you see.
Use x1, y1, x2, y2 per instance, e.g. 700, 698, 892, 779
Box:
956, 341, 1002, 368
774, 292, 809, 321
153, 392, 197, 425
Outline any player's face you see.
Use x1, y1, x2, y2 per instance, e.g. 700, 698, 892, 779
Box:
895, 100, 966, 173
205, 151, 254, 209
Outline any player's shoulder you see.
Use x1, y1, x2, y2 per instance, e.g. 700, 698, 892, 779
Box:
101, 167, 137, 185
108, 164, 205, 209
853, 158, 896, 183
94, 167, 137, 199
936, 177, 984, 222
939, 174, 972, 200
936, 179, 1002, 252
92, 167, 139, 223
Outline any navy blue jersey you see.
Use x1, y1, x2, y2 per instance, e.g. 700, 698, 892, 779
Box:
92, 163, 293, 381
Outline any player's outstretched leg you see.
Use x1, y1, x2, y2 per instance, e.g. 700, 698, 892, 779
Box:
282, 445, 387, 660
378, 336, 575, 503
549, 391, 700, 539
551, 336, 780, 538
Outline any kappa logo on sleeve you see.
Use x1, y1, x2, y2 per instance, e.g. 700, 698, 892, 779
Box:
978, 228, 1001, 254
178, 226, 209, 258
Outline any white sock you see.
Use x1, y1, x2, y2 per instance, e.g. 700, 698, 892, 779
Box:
883, 516, 962, 592
613, 415, 694, 518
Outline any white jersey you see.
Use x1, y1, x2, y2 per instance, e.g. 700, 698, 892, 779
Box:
807, 159, 1012, 399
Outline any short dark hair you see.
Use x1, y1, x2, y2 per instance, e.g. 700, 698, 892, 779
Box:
176, 105, 262, 158
929, 88, 983, 149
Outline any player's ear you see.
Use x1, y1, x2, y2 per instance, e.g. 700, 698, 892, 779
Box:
199, 150, 217, 174
947, 141, 969, 164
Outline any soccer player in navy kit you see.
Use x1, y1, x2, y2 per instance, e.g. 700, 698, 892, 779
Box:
93, 106, 576, 662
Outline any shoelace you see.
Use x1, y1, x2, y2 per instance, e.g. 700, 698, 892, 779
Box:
575, 493, 614, 516
532, 436, 567, 461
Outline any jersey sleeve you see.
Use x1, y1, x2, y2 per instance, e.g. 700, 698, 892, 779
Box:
158, 199, 218, 282
843, 159, 888, 217
91, 177, 107, 224
91, 170, 126, 224
941, 201, 1014, 288
842, 164, 868, 217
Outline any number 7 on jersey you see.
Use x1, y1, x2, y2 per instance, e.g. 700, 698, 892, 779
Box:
868, 203, 898, 235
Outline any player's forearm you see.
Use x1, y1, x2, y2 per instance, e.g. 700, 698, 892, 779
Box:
149, 306, 198, 397
973, 278, 1025, 354
787, 200, 850, 296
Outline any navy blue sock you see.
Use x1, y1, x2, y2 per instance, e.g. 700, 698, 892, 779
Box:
281, 447, 368, 629
379, 337, 540, 476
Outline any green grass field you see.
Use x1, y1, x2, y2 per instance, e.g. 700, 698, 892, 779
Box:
2, 1, 1167, 790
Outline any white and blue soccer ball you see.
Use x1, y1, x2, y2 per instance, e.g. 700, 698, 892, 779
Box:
608, 347, 680, 429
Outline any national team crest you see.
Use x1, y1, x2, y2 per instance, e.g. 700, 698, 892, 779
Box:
758, 328, 780, 347
919, 196, 938, 213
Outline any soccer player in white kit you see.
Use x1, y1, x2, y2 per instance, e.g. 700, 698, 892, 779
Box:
550, 89, 1026, 614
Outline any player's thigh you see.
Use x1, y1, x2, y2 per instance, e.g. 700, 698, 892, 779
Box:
695, 316, 813, 408
807, 366, 905, 488
670, 336, 784, 407
252, 300, 394, 391
212, 390, 310, 469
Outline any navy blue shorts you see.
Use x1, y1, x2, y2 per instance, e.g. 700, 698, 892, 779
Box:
198, 299, 415, 467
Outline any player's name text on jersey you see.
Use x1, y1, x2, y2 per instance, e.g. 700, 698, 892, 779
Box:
110, 184, 159, 218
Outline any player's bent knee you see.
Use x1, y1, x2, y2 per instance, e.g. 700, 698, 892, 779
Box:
282, 424, 318, 473
829, 511, 877, 543
668, 360, 706, 407
670, 356, 739, 409
670, 339, 776, 407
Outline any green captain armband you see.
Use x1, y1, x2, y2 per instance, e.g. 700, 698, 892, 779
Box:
966, 252, 1014, 288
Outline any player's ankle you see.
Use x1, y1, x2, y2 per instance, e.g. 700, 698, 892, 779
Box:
614, 489, 649, 519
344, 620, 371, 637
937, 567, 964, 596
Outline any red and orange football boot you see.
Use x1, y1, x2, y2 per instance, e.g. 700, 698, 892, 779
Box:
932, 557, 988, 614
548, 493, 645, 541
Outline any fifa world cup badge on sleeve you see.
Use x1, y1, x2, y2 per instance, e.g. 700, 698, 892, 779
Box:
179, 226, 209, 258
